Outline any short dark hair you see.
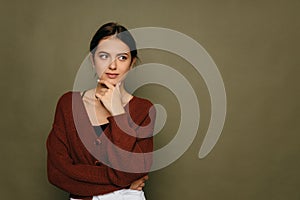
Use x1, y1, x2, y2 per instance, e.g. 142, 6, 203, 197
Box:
89, 22, 138, 62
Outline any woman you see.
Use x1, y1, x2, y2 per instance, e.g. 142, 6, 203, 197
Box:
46, 22, 155, 200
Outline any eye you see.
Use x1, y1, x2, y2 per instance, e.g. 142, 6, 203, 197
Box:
118, 55, 128, 61
99, 53, 108, 60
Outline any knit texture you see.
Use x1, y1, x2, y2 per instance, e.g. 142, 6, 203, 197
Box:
46, 92, 155, 199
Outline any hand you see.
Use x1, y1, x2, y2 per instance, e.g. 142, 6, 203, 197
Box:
95, 80, 125, 115
129, 175, 149, 191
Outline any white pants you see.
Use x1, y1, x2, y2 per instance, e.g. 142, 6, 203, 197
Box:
70, 189, 146, 200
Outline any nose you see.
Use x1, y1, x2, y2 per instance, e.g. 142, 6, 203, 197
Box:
108, 58, 117, 70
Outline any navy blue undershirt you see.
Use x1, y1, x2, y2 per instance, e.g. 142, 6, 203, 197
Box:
93, 123, 108, 137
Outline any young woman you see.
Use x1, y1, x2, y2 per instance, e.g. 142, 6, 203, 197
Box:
46, 22, 155, 200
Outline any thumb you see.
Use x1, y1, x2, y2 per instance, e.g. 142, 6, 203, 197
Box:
115, 82, 123, 94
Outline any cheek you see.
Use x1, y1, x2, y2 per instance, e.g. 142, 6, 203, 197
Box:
94, 60, 109, 71
119, 61, 132, 72
94, 58, 109, 66
119, 67, 130, 75
94, 66, 107, 78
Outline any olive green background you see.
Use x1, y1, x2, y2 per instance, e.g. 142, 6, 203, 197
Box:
1, 0, 299, 199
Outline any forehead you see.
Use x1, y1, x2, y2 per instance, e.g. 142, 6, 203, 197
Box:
96, 36, 130, 53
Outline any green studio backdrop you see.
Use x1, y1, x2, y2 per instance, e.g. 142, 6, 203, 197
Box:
1, 0, 299, 199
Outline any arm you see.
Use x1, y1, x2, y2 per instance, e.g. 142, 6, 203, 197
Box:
47, 125, 111, 185
95, 81, 155, 186
47, 156, 117, 196
104, 104, 155, 186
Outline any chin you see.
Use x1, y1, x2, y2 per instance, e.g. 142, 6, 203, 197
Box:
100, 76, 122, 86
107, 79, 118, 86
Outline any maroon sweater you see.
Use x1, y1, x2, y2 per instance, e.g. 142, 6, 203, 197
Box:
46, 92, 155, 199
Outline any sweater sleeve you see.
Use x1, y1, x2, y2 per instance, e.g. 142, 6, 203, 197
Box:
104, 102, 155, 186
47, 156, 117, 196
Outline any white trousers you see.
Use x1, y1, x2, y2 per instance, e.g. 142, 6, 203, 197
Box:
70, 189, 146, 200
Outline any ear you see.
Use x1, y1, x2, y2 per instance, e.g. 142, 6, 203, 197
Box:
130, 57, 137, 69
89, 53, 95, 67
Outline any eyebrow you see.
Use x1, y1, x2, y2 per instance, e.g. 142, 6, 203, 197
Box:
97, 51, 130, 56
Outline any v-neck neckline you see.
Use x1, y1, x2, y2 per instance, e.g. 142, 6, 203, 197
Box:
74, 91, 135, 137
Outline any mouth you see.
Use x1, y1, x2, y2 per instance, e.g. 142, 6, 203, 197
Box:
105, 73, 119, 79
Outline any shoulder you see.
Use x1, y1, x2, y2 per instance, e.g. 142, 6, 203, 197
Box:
132, 96, 154, 108
55, 91, 81, 109
128, 96, 156, 126
130, 96, 156, 116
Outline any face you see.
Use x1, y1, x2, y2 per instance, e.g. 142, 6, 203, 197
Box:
91, 36, 135, 86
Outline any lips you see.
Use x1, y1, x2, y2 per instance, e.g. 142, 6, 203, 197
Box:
105, 73, 119, 79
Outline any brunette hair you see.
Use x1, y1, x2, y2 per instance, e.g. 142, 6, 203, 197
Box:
89, 22, 138, 63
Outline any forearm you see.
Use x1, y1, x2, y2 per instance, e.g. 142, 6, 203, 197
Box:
47, 160, 120, 196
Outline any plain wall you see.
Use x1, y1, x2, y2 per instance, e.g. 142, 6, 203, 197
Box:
1, 0, 299, 199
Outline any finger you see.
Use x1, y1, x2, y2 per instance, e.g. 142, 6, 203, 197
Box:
95, 93, 101, 99
99, 88, 108, 93
99, 80, 114, 89
96, 83, 106, 96
131, 184, 139, 190
95, 89, 106, 96
116, 81, 122, 89
136, 176, 148, 185
137, 180, 146, 186
142, 175, 149, 181
95, 91, 105, 98
137, 187, 143, 190
95, 94, 103, 102
97, 82, 109, 89
139, 183, 145, 187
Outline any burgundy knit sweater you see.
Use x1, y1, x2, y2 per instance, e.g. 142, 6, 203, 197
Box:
46, 92, 155, 199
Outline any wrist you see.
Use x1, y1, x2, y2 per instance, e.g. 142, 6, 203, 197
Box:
111, 105, 125, 116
